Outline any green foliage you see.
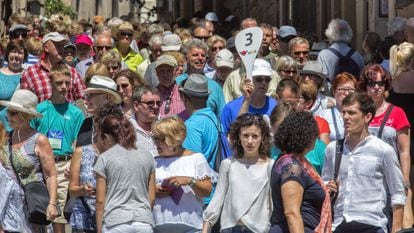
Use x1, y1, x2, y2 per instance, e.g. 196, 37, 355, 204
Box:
44, 0, 77, 18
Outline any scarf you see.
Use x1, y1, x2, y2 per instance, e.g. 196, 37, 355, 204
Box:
278, 154, 332, 233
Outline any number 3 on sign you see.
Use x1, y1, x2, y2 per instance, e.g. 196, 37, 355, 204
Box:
235, 27, 263, 80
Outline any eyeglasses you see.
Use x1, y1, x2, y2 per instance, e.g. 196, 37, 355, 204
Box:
164, 97, 171, 114
293, 51, 309, 56
243, 113, 264, 121
120, 31, 133, 38
83, 93, 104, 100
253, 76, 272, 83
96, 45, 112, 50
118, 83, 130, 89
7, 110, 19, 116
138, 100, 162, 107
211, 46, 224, 52
10, 32, 28, 39
367, 80, 385, 87
281, 70, 297, 75
336, 88, 356, 94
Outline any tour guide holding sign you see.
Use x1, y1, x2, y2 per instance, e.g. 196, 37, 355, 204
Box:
31, 64, 85, 232
235, 26, 263, 80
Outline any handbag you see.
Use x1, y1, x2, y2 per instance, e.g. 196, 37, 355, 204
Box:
8, 131, 51, 225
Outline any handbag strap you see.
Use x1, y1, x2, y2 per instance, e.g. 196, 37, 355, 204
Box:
331, 108, 340, 140
377, 104, 394, 139
333, 139, 345, 180
8, 130, 23, 189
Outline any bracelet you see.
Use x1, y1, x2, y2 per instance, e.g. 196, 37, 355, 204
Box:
404, 182, 411, 189
189, 177, 197, 187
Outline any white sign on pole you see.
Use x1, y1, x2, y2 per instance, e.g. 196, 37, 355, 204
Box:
235, 27, 263, 80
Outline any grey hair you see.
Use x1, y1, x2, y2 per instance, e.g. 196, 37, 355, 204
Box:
325, 18, 353, 43
288, 37, 310, 53
107, 17, 123, 29
148, 23, 164, 36
388, 17, 406, 35
182, 38, 209, 55
148, 34, 163, 47
275, 55, 298, 72
132, 85, 160, 102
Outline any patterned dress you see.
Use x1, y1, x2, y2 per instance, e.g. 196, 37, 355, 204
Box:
0, 132, 46, 233
69, 145, 98, 232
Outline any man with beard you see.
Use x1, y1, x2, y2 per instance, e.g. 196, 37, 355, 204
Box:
21, 32, 85, 102
176, 39, 225, 117
221, 59, 277, 135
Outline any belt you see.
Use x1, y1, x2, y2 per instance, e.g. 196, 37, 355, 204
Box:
54, 155, 72, 162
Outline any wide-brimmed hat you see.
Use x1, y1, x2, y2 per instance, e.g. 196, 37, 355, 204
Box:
161, 33, 182, 52
85, 75, 122, 104
299, 61, 327, 81
156, 54, 177, 68
179, 74, 211, 97
112, 21, 135, 38
0, 90, 42, 118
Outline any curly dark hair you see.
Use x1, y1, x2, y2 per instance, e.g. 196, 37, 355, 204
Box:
228, 113, 271, 159
96, 104, 137, 150
274, 111, 318, 155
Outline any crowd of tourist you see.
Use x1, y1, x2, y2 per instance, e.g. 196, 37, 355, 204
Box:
0, 9, 414, 233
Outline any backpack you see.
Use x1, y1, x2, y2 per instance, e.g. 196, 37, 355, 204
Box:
200, 114, 232, 172
328, 47, 361, 78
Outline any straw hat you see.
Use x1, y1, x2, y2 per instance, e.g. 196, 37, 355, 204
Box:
0, 90, 42, 118
85, 75, 122, 104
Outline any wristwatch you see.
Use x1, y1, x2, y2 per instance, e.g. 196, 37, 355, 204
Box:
189, 177, 197, 187
404, 182, 411, 190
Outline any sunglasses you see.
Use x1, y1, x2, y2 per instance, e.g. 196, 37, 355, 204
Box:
281, 70, 297, 75
367, 80, 385, 87
164, 97, 171, 114
83, 93, 104, 100
7, 110, 19, 116
293, 51, 309, 56
10, 32, 28, 39
138, 100, 162, 107
254, 76, 272, 83
195, 36, 210, 41
96, 45, 112, 50
211, 46, 224, 52
118, 83, 130, 89
120, 31, 133, 38
108, 65, 120, 71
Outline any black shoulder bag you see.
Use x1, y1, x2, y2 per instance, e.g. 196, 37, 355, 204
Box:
377, 104, 394, 139
8, 130, 52, 225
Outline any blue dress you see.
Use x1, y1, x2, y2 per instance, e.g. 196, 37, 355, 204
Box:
0, 71, 21, 132
69, 145, 97, 231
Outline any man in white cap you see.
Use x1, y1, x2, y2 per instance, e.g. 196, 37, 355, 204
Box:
221, 58, 277, 135
21, 32, 85, 103
211, 48, 234, 87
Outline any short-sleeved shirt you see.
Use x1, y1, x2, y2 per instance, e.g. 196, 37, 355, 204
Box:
157, 84, 190, 120
270, 155, 325, 230
31, 101, 84, 156
113, 48, 144, 71
76, 117, 93, 147
94, 144, 155, 227
20, 61, 85, 102
176, 73, 225, 117
183, 107, 218, 169
368, 104, 410, 152
315, 115, 330, 136
220, 96, 277, 135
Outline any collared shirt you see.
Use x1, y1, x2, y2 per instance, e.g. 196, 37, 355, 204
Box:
129, 115, 158, 157
157, 83, 190, 120
75, 57, 94, 79
322, 135, 406, 232
113, 48, 144, 71
21, 61, 85, 102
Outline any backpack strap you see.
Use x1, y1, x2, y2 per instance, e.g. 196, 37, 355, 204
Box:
377, 104, 394, 139
328, 47, 344, 58
345, 48, 356, 58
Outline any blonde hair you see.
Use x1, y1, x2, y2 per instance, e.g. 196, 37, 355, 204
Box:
206, 35, 226, 48
84, 63, 110, 85
101, 50, 122, 67
25, 37, 43, 56
164, 51, 185, 64
50, 64, 71, 82
300, 80, 318, 103
275, 55, 298, 72
151, 117, 186, 147
390, 42, 414, 77
174, 28, 192, 45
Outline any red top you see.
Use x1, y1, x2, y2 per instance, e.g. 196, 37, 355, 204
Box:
315, 115, 330, 135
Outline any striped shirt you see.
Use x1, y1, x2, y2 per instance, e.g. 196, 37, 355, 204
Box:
21, 60, 85, 102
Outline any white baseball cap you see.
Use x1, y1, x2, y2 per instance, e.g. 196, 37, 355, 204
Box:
252, 59, 272, 76
215, 49, 234, 69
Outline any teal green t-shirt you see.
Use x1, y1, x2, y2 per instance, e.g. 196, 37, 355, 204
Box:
31, 101, 85, 156
271, 139, 326, 174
